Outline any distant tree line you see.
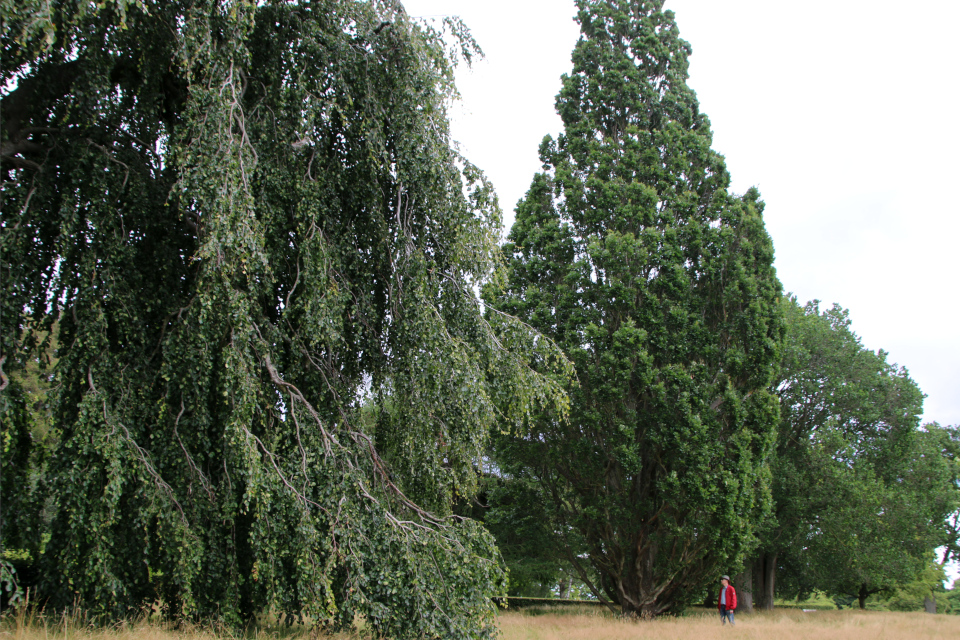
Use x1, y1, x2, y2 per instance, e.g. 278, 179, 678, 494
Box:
2, 0, 957, 634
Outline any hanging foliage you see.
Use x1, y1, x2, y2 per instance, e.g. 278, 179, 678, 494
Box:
0, 0, 570, 634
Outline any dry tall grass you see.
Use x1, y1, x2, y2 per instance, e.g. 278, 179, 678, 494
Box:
4, 605, 960, 640
498, 606, 960, 640
0, 605, 329, 640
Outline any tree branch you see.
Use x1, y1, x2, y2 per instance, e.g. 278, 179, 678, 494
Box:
1, 60, 81, 168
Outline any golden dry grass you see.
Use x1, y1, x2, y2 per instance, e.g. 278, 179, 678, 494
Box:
3, 606, 960, 640
0, 606, 331, 640
497, 607, 960, 640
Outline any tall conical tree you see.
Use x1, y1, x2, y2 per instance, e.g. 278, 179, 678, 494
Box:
486, 0, 784, 617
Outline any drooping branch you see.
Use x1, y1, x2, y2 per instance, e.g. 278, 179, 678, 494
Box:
261, 351, 453, 531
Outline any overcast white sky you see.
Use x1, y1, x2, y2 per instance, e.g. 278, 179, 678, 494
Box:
403, 0, 960, 429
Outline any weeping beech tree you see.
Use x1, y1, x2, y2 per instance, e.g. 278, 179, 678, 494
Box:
486, 0, 784, 617
0, 0, 570, 634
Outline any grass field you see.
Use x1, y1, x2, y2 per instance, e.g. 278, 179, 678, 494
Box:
498, 606, 960, 640
3, 606, 960, 639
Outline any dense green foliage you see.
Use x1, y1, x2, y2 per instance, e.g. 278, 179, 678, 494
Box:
480, 476, 579, 598
0, 0, 570, 635
4, 0, 957, 625
749, 299, 958, 609
939, 429, 960, 564
802, 426, 957, 609
874, 561, 952, 613
485, 0, 784, 617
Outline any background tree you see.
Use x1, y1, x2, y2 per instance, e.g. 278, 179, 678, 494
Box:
478, 474, 584, 598
485, 0, 784, 617
754, 298, 955, 610
939, 425, 960, 564
882, 560, 952, 614
0, 0, 569, 634
800, 432, 952, 609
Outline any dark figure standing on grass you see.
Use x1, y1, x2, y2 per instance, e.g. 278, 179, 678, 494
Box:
718, 575, 737, 625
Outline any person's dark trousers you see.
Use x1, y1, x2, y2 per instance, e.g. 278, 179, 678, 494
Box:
719, 605, 735, 625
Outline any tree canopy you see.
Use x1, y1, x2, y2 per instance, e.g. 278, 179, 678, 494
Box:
1, 0, 569, 635
754, 299, 957, 609
485, 0, 784, 617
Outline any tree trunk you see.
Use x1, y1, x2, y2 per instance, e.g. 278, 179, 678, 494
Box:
734, 569, 754, 613
614, 543, 667, 619
924, 594, 936, 614
763, 552, 776, 608
858, 583, 868, 610
558, 577, 569, 599
752, 552, 777, 610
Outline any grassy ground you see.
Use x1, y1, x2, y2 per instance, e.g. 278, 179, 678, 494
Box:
0, 607, 332, 640
498, 606, 960, 640
3, 605, 960, 639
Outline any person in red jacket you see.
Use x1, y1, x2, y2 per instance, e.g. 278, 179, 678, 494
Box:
718, 575, 737, 625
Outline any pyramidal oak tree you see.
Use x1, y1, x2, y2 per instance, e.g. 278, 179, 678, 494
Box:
0, 0, 569, 635
486, 0, 784, 617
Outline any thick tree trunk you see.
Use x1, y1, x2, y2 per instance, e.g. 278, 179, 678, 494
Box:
763, 552, 776, 608
734, 569, 754, 613
752, 552, 777, 610
633, 542, 660, 618
616, 542, 666, 618
858, 583, 868, 610
924, 594, 936, 614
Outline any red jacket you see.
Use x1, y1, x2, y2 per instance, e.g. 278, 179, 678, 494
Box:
718, 584, 737, 611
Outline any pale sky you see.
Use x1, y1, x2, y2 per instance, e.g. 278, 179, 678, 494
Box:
403, 0, 960, 428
